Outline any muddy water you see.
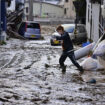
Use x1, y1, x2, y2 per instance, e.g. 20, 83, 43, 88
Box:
0, 37, 105, 105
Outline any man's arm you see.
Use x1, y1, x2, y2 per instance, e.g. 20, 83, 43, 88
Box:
56, 34, 66, 40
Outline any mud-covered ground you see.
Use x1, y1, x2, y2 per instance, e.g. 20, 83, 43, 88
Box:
0, 28, 105, 105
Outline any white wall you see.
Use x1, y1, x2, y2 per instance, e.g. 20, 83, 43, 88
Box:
86, 0, 100, 42
92, 4, 100, 42
24, 2, 64, 18
86, 0, 91, 40
64, 0, 76, 19
102, 5, 105, 18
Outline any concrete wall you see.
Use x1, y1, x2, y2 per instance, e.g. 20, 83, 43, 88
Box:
86, 0, 100, 42
86, 0, 91, 40
64, 0, 76, 19
92, 4, 100, 42
24, 1, 64, 20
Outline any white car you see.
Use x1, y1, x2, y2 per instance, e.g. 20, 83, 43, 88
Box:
50, 24, 87, 45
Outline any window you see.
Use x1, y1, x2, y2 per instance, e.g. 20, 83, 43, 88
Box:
65, 0, 68, 2
27, 23, 40, 29
72, 6, 75, 11
88, 8, 89, 22
64, 26, 75, 33
26, 7, 28, 13
77, 26, 86, 33
88, 5, 90, 22
64, 8, 67, 14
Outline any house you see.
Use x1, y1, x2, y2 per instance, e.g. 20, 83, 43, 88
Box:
24, 0, 64, 20
63, 0, 76, 19
58, 0, 65, 6
86, 0, 104, 42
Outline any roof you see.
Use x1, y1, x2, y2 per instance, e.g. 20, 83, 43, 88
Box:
25, 0, 63, 8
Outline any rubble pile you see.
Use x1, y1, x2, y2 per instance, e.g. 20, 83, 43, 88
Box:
6, 9, 25, 39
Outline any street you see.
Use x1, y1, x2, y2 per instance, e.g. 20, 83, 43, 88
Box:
0, 0, 104, 104
0, 33, 105, 105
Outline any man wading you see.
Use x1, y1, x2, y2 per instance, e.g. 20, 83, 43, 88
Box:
55, 25, 84, 74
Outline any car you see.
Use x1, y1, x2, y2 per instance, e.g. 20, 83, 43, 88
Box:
18, 21, 41, 39
50, 24, 87, 45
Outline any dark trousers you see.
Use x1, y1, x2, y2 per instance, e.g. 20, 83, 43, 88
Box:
59, 51, 82, 71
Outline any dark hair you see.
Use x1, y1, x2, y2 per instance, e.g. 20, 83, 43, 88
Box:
56, 25, 64, 31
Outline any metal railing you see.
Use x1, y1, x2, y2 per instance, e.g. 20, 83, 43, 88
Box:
99, 22, 105, 36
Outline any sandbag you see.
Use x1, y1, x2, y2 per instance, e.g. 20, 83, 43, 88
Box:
80, 57, 104, 70
75, 42, 95, 60
97, 56, 105, 68
93, 40, 105, 57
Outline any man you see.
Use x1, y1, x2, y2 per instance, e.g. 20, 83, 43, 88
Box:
55, 25, 84, 74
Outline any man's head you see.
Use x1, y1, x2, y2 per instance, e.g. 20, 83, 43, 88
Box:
56, 25, 64, 35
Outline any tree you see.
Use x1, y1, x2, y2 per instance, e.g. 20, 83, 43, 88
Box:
73, 0, 86, 24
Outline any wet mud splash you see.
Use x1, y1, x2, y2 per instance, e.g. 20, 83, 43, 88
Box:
0, 38, 105, 105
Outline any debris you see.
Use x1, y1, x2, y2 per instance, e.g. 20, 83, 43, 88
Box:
87, 78, 96, 84
80, 57, 104, 70
45, 63, 50, 68
93, 40, 105, 59
7, 9, 24, 39
7, 29, 26, 40
75, 42, 95, 60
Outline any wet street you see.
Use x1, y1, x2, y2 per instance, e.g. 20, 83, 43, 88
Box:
0, 36, 105, 105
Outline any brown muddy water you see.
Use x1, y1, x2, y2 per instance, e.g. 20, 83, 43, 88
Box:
0, 35, 105, 105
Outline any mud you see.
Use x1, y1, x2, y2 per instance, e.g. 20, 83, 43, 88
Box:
0, 33, 105, 105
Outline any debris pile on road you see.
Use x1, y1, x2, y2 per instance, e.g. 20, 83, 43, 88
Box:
93, 40, 105, 59
80, 39, 105, 70
80, 57, 104, 70
94, 40, 105, 68
6, 9, 25, 39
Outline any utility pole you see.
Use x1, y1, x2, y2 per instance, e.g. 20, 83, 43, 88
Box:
29, 0, 33, 21
40, 0, 42, 17
0, 0, 7, 42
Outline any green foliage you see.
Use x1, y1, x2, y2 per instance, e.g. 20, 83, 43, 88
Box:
0, 41, 7, 45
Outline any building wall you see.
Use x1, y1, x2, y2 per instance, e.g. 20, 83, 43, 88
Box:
92, 4, 100, 42
102, 0, 105, 18
86, 0, 100, 42
64, 0, 76, 19
86, 0, 91, 40
24, 1, 64, 20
